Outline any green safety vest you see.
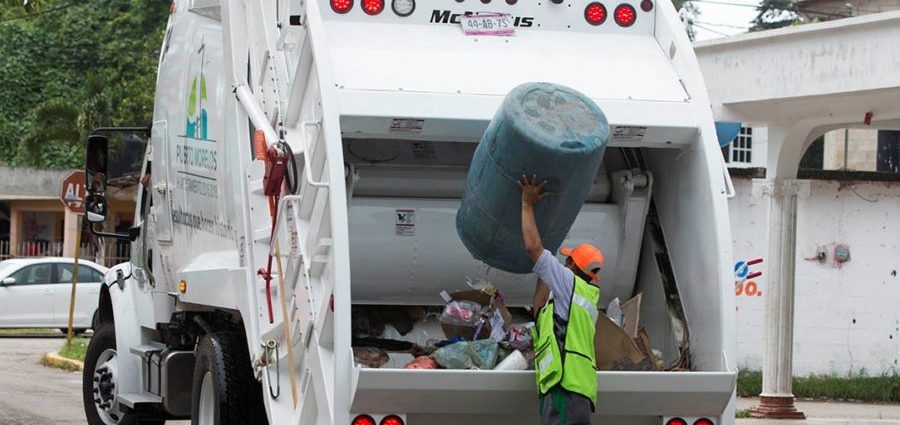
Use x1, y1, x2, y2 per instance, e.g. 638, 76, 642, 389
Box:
532, 275, 600, 407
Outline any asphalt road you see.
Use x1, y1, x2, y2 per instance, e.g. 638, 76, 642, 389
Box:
0, 336, 85, 425
0, 336, 191, 425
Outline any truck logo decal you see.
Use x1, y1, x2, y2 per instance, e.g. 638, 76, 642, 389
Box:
186, 38, 210, 140
185, 74, 208, 140
429, 9, 534, 27
177, 35, 220, 201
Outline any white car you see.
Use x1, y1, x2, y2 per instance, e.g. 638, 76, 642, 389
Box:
0, 258, 108, 332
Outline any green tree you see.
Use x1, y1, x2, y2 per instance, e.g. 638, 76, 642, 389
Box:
0, 0, 167, 168
751, 0, 800, 31
0, 0, 43, 13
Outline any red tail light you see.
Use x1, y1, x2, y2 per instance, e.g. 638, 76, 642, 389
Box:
380, 415, 405, 425
584, 2, 607, 25
361, 0, 384, 14
352, 415, 376, 425
614, 3, 636, 26
640, 0, 653, 11
694, 419, 715, 425
331, 0, 353, 13
667, 419, 688, 425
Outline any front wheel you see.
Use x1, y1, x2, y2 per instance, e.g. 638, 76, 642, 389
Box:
191, 332, 266, 425
82, 323, 164, 425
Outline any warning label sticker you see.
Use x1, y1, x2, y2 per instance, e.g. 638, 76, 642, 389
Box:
611, 126, 647, 141
395, 208, 416, 236
390, 118, 425, 134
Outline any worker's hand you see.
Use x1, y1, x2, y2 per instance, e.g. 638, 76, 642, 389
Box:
518, 174, 548, 206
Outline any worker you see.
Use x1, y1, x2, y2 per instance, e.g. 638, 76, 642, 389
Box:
518, 174, 603, 425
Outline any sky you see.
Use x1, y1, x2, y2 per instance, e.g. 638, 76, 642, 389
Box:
690, 0, 761, 41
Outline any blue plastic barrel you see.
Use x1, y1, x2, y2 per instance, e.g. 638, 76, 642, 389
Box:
456, 83, 610, 273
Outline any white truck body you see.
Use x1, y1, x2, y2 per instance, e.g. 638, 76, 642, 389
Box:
85, 0, 737, 423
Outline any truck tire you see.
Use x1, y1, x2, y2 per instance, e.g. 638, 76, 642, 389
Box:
83, 323, 165, 425
92, 309, 100, 331
191, 332, 266, 425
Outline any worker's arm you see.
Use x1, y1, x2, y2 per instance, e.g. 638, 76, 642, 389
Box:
518, 174, 548, 263
533, 278, 550, 317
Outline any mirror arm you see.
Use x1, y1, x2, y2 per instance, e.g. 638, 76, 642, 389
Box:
91, 126, 151, 136
90, 224, 138, 242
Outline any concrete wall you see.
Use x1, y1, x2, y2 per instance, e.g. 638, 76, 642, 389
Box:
0, 166, 73, 198
729, 177, 900, 376
694, 13, 900, 126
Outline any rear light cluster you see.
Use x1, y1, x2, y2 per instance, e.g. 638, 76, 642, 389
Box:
667, 419, 715, 425
331, 0, 353, 13
614, 3, 636, 26
584, 2, 607, 25
352, 416, 375, 425
583, 1, 648, 26
352, 415, 404, 425
332, 0, 413, 16
361, 0, 384, 15
380, 416, 404, 425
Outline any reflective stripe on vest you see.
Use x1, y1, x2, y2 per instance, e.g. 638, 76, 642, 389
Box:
572, 292, 599, 323
538, 350, 554, 373
533, 275, 601, 407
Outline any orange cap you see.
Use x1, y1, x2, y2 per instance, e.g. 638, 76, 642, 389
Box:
559, 243, 604, 282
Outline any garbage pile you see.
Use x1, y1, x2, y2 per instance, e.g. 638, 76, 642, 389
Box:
351, 288, 674, 372
351, 285, 534, 371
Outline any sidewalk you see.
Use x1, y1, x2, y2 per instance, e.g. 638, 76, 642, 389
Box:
737, 397, 900, 425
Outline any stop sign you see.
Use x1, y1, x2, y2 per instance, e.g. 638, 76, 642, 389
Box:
60, 170, 86, 214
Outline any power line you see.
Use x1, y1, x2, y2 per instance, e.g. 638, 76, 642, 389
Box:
695, 19, 750, 29
693, 22, 731, 36
688, 0, 758, 8
0, 1, 82, 24
690, 0, 865, 19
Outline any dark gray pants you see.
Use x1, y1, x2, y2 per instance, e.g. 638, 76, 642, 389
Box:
539, 385, 592, 425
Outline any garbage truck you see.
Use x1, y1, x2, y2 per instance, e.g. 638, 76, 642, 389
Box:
80, 0, 737, 423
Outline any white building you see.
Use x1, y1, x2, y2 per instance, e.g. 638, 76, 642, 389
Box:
724, 127, 900, 376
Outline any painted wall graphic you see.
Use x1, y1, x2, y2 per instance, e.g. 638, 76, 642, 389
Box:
734, 257, 764, 298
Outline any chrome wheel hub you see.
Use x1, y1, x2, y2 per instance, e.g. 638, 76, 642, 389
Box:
92, 348, 122, 424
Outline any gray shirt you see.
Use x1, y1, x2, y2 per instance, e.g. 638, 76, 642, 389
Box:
533, 249, 575, 320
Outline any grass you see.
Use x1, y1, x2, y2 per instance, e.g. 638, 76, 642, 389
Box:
0, 328, 57, 335
58, 337, 89, 361
738, 369, 900, 403
735, 408, 752, 418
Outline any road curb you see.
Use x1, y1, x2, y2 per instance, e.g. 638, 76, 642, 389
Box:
40, 351, 84, 372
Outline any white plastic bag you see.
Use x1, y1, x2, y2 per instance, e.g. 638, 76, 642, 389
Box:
606, 297, 623, 327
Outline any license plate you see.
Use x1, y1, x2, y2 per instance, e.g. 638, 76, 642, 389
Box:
460, 13, 515, 36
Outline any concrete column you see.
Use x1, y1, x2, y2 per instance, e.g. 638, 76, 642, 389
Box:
62, 209, 80, 258
752, 178, 808, 419
9, 205, 22, 257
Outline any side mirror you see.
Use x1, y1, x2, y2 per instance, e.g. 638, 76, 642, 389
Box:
86, 135, 109, 195
0, 277, 15, 286
86, 135, 109, 223
85, 193, 108, 223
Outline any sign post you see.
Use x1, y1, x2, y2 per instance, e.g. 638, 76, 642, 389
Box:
60, 171, 86, 347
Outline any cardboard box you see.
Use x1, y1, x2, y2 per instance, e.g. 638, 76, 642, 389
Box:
440, 290, 512, 341
595, 312, 652, 371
